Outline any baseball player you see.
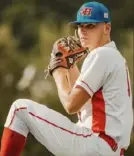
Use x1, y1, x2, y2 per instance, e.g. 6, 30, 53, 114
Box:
0, 1, 133, 156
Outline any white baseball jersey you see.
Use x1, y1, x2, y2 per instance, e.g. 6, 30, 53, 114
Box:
4, 41, 132, 156
75, 41, 133, 149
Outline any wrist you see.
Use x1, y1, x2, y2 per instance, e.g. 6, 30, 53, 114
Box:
52, 67, 68, 78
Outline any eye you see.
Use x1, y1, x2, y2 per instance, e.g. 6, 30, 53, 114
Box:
85, 24, 96, 29
77, 24, 97, 29
77, 24, 82, 29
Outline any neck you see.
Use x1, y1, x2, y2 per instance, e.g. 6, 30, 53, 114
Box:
100, 38, 111, 47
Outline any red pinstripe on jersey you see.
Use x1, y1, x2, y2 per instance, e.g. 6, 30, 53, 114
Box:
81, 80, 94, 94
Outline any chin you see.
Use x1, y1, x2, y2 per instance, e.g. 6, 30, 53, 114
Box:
81, 42, 88, 48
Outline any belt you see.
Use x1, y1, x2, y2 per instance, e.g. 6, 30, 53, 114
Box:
99, 133, 125, 155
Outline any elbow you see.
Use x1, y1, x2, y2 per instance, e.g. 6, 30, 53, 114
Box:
66, 109, 74, 115
65, 104, 77, 115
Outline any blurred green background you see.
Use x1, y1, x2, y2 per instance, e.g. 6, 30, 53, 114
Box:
0, 0, 133, 155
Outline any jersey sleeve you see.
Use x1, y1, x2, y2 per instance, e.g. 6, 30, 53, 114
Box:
75, 50, 109, 97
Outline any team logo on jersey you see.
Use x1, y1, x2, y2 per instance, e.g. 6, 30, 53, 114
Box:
80, 7, 92, 16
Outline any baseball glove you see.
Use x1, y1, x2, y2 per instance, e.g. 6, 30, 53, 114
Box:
44, 36, 88, 78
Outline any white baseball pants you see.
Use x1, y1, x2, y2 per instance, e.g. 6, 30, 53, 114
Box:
4, 99, 123, 156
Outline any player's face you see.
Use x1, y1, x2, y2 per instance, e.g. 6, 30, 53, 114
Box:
77, 23, 111, 50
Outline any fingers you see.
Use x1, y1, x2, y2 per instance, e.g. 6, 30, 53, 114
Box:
49, 57, 63, 70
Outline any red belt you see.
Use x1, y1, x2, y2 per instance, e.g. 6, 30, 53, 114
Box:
99, 133, 125, 155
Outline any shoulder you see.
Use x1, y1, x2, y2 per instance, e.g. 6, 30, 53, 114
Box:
92, 42, 120, 61
86, 46, 113, 62
83, 41, 121, 67
96, 46, 116, 56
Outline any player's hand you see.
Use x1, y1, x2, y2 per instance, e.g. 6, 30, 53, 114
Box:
44, 36, 88, 78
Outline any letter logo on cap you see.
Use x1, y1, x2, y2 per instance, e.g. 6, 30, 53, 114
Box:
80, 7, 92, 16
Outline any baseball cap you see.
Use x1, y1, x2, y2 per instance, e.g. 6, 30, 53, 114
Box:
69, 1, 111, 25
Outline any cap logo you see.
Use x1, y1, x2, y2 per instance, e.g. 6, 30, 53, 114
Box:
80, 7, 92, 16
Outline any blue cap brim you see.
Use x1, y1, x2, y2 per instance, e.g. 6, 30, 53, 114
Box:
68, 19, 109, 26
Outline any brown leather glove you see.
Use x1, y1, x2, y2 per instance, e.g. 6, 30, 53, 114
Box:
45, 36, 88, 78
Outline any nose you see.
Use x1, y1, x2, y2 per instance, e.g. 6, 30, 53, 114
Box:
79, 26, 87, 36
80, 26, 86, 33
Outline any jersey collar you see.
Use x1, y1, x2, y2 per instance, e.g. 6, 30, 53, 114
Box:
103, 41, 117, 49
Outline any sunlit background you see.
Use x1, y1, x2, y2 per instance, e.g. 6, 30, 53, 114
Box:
0, 0, 133, 155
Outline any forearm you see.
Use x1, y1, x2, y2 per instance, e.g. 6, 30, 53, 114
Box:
53, 65, 80, 111
53, 68, 71, 106
69, 65, 80, 87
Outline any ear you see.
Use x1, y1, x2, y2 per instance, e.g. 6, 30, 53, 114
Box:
104, 23, 111, 34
